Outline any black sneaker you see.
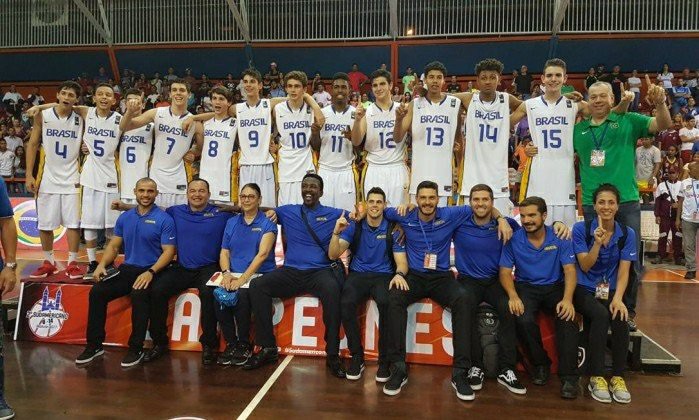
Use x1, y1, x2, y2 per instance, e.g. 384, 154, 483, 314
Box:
451, 371, 475, 401
326, 356, 347, 378
83, 261, 99, 280
75, 346, 104, 365
467, 366, 484, 391
202, 345, 217, 365
143, 344, 169, 363
217, 343, 236, 366
121, 348, 144, 368
497, 369, 527, 395
346, 355, 365, 381
383, 363, 408, 396
243, 347, 279, 370
685, 270, 696, 279
561, 378, 580, 399
375, 361, 391, 383
0, 395, 14, 420
532, 364, 550, 385
231, 342, 252, 366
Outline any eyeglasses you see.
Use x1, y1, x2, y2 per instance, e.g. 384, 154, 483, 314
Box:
239, 194, 258, 201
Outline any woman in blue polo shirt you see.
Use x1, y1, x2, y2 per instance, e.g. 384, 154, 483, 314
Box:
215, 183, 277, 366
572, 183, 636, 405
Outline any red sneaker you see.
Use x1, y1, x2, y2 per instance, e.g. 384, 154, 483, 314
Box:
29, 260, 59, 278
65, 261, 86, 280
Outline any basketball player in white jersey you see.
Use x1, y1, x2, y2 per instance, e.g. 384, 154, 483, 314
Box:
198, 86, 238, 203
118, 88, 154, 205
510, 58, 632, 226
351, 69, 409, 206
121, 79, 203, 208
275, 71, 317, 205
394, 61, 462, 206
25, 81, 85, 279
310, 72, 358, 211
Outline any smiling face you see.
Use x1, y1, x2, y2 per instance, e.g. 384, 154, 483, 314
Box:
135, 179, 158, 207
588, 84, 614, 118
94, 85, 116, 112
594, 191, 618, 223
332, 79, 350, 106
372, 76, 392, 102
366, 192, 386, 219
469, 190, 493, 219
301, 177, 323, 206
169, 82, 189, 107
541, 65, 567, 95
520, 205, 545, 233
187, 180, 210, 209
416, 186, 439, 218
239, 185, 261, 213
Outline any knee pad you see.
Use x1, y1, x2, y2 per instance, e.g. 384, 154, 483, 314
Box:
84, 229, 99, 241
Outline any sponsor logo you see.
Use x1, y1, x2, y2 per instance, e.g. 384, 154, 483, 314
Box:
543, 245, 558, 251
14, 201, 66, 247
26, 287, 69, 338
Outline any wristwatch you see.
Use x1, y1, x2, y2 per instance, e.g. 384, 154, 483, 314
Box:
5, 262, 17, 270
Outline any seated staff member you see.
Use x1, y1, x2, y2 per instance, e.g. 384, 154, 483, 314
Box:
382, 181, 512, 401
215, 183, 277, 366
146, 179, 233, 365
76, 178, 176, 368
572, 184, 634, 404
328, 187, 408, 382
499, 196, 580, 399
246, 174, 347, 378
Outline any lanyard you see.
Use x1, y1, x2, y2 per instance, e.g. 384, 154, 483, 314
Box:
418, 216, 434, 252
590, 121, 609, 150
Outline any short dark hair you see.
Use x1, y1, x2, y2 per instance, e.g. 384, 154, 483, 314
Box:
416, 180, 439, 195
543, 58, 567, 73
189, 178, 210, 191
474, 59, 504, 76
424, 61, 447, 77
209, 86, 231, 101
370, 69, 392, 84
469, 184, 493, 200
285, 70, 308, 87
332, 72, 350, 83
242, 68, 263, 83
302, 173, 324, 191
170, 78, 191, 92
58, 80, 82, 96
241, 182, 262, 197
124, 88, 143, 98
366, 187, 386, 201
95, 83, 114, 92
519, 196, 547, 215
592, 183, 620, 204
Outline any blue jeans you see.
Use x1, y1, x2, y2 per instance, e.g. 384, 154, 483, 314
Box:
583, 201, 641, 317
631, 91, 640, 112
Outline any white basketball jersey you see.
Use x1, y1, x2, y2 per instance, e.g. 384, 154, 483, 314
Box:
275, 101, 315, 182
410, 95, 461, 196
39, 108, 83, 194
365, 102, 406, 165
151, 107, 195, 194
200, 116, 237, 201
236, 99, 274, 166
80, 108, 122, 193
461, 92, 511, 198
119, 123, 154, 200
319, 105, 356, 171
524, 96, 578, 205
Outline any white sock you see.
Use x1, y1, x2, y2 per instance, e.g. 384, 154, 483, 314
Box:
44, 251, 55, 265
68, 252, 79, 264
86, 247, 97, 263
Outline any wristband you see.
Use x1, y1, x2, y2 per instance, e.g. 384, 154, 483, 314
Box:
395, 271, 406, 278
147, 268, 156, 275
222, 269, 230, 274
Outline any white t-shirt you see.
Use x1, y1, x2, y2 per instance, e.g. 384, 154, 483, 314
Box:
679, 127, 699, 151
627, 77, 642, 93
0, 150, 15, 176
312, 91, 332, 107
3, 136, 22, 153
635, 145, 661, 181
2, 92, 22, 104
658, 72, 674, 89
678, 178, 699, 221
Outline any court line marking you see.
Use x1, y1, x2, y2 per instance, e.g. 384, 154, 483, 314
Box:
237, 355, 294, 420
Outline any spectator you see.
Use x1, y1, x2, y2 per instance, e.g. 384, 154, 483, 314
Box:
447, 76, 461, 93
197, 74, 212, 99
361, 92, 372, 108
402, 67, 416, 94
120, 69, 133, 90
584, 67, 598, 100
466, 81, 478, 93
77, 72, 93, 92
679, 115, 699, 162
82, 85, 95, 107
657, 63, 674, 97
657, 113, 683, 154
654, 168, 683, 265
0, 140, 14, 186
627, 70, 642, 112
595, 63, 606, 78
379, 63, 388, 71
19, 104, 31, 130
94, 66, 110, 84
682, 151, 699, 180
270, 81, 285, 98
2, 85, 23, 118
348, 63, 369, 94
600, 65, 627, 105
687, 97, 699, 124
514, 65, 533, 99
10, 119, 24, 140
391, 86, 402, 102
262, 75, 272, 98
150, 72, 163, 94
635, 137, 662, 200
187, 90, 197, 112
236, 77, 247, 101
145, 90, 159, 109
265, 62, 283, 86
310, 72, 322, 93
350, 93, 361, 108
312, 83, 331, 107
224, 74, 236, 91
155, 93, 170, 108
659, 144, 683, 181
12, 145, 26, 193
110, 79, 122, 98
672, 78, 692, 115
164, 67, 178, 82
26, 87, 44, 107
3, 128, 21, 153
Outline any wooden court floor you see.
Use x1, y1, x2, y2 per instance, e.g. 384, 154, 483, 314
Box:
3, 260, 699, 419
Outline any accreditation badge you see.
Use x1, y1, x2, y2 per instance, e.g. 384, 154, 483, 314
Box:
590, 149, 606, 167
595, 280, 610, 300
423, 253, 437, 270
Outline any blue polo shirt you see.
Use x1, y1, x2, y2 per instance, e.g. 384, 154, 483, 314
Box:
454, 216, 520, 279
276, 204, 344, 270
222, 211, 278, 273
0, 179, 12, 269
166, 204, 233, 269
114, 206, 176, 268
572, 220, 637, 292
385, 205, 472, 272
499, 226, 576, 286
340, 219, 406, 274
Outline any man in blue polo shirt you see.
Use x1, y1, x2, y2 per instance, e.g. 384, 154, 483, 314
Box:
0, 178, 18, 419
382, 180, 512, 401
146, 179, 234, 365
328, 187, 408, 382
499, 196, 580, 399
246, 173, 348, 378
76, 177, 176, 368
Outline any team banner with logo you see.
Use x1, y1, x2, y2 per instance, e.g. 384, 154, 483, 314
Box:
15, 281, 560, 369
11, 198, 69, 250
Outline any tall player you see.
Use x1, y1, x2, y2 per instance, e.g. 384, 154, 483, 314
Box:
351, 69, 409, 206
310, 72, 357, 211
275, 71, 317, 206
119, 88, 154, 205
393, 61, 462, 206
25, 81, 84, 279
121, 79, 203, 208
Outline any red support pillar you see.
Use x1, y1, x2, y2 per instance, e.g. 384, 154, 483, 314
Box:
107, 46, 120, 83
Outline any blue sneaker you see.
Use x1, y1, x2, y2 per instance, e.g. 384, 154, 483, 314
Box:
0, 395, 15, 419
